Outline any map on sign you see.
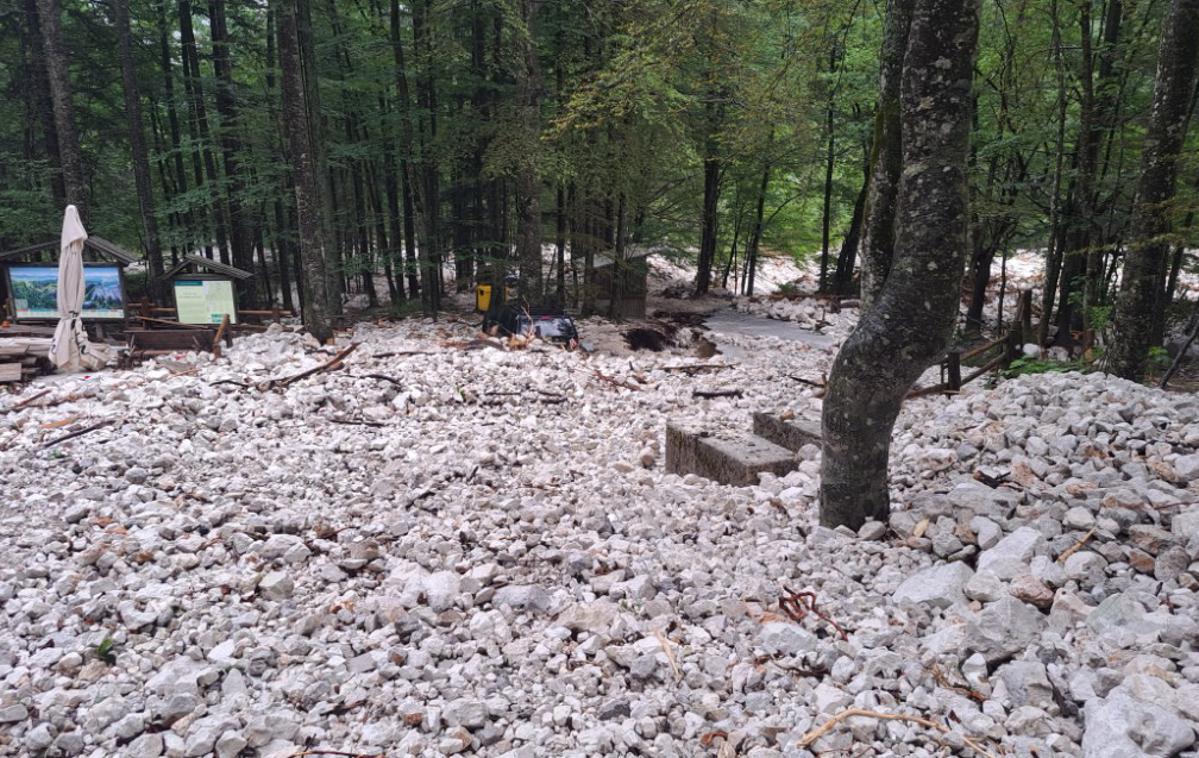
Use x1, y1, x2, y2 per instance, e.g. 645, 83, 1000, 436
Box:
174, 278, 238, 325
7, 264, 126, 320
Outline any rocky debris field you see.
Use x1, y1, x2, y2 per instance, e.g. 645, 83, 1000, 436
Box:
0, 319, 1196, 758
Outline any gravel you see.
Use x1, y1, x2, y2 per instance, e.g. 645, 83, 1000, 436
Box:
0, 317, 1196, 756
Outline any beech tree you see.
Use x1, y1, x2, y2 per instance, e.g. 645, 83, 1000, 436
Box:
34, 0, 87, 220
277, 0, 333, 342
857, 0, 912, 309
1108, 0, 1199, 381
113, 0, 164, 294
820, 0, 981, 528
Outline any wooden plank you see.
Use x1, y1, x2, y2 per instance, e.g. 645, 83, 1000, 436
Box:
0, 363, 22, 383
127, 329, 217, 352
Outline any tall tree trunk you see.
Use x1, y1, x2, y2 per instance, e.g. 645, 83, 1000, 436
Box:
745, 157, 771, 296
555, 184, 567, 302
412, 0, 441, 313
1038, 0, 1069, 346
34, 0, 87, 220
389, 0, 421, 299
180, 0, 228, 262
209, 0, 257, 305
158, 0, 195, 255
820, 0, 979, 528
265, 2, 294, 311
24, 0, 65, 208
1056, 0, 1122, 345
1109, 0, 1199, 380
515, 0, 543, 301
819, 43, 837, 293
694, 148, 721, 295
858, 0, 914, 308
115, 0, 165, 299
278, 0, 333, 342
833, 166, 869, 295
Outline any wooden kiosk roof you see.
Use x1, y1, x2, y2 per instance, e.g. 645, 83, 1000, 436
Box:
0, 236, 140, 265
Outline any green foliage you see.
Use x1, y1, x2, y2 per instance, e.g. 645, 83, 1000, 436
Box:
1148, 345, 1170, 369
93, 637, 118, 665
0, 0, 1183, 315
1005, 357, 1084, 377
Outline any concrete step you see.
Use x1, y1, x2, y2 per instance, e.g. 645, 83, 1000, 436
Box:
752, 412, 822, 453
666, 420, 798, 486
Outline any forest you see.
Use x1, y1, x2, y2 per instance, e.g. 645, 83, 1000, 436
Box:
2, 0, 1194, 363
3, 1, 1199, 756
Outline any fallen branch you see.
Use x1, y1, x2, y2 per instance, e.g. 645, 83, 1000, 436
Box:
370, 350, 435, 359
779, 588, 849, 640
210, 379, 253, 389
285, 752, 384, 758
927, 663, 986, 703
798, 708, 997, 757
661, 363, 736, 374
329, 417, 386, 428
973, 469, 1009, 488
788, 375, 826, 388
271, 342, 360, 388
693, 389, 744, 399
355, 373, 404, 387
653, 629, 682, 681
1056, 527, 1096, 564
590, 369, 641, 391
4, 389, 50, 412
755, 655, 829, 678
42, 419, 115, 449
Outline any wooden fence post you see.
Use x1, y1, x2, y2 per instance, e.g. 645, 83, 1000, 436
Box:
1003, 329, 1023, 368
947, 349, 962, 391
1017, 290, 1033, 342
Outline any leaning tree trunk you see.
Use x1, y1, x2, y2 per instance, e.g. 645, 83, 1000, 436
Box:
115, 0, 164, 297
820, 0, 979, 529
1108, 0, 1199, 381
858, 0, 913, 308
278, 0, 333, 342
34, 0, 87, 220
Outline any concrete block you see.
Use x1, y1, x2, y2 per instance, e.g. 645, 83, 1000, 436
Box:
752, 413, 821, 452
666, 421, 797, 486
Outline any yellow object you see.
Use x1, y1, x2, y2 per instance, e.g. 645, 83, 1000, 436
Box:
475, 284, 493, 312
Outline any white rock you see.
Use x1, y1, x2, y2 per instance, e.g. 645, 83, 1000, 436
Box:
259, 571, 294, 600
977, 527, 1045, 580
758, 622, 817, 657
893, 562, 973, 609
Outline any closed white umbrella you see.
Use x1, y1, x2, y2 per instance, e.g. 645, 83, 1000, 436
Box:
50, 205, 109, 371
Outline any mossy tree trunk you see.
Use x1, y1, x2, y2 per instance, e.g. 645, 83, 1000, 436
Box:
820, 0, 980, 529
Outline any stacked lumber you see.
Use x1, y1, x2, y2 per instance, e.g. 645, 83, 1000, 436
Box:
0, 339, 54, 384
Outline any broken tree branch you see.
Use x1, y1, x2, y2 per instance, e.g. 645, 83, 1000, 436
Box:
1056, 527, 1096, 564
661, 363, 736, 374
271, 342, 360, 388
590, 369, 641, 391
779, 588, 849, 640
798, 708, 997, 757
4, 389, 50, 413
42, 419, 115, 449
693, 389, 744, 399
788, 375, 826, 388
